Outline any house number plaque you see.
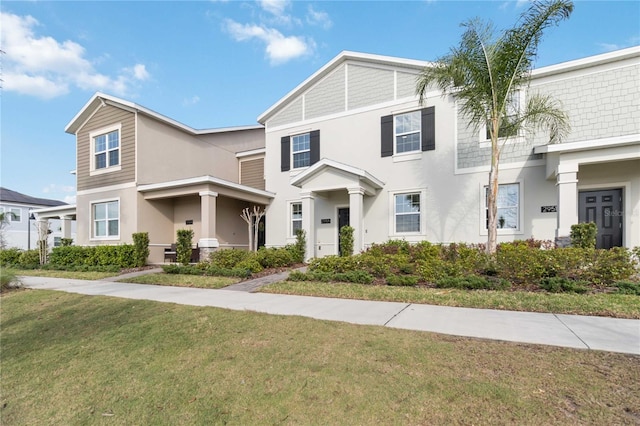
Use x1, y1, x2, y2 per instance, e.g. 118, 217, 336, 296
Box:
540, 206, 557, 213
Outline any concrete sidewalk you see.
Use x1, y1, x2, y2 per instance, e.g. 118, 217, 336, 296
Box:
20, 275, 640, 355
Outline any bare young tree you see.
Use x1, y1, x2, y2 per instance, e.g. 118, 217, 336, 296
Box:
240, 206, 266, 252
34, 219, 51, 265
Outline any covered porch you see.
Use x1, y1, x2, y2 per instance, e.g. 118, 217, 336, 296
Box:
290, 159, 384, 260
138, 176, 274, 263
535, 136, 640, 248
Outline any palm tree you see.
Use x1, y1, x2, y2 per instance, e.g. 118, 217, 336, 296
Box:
416, 0, 573, 254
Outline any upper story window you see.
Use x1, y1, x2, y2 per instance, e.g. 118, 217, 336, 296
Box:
95, 130, 120, 169
281, 130, 319, 172
292, 133, 311, 169
92, 200, 119, 239
483, 91, 522, 142
381, 107, 435, 159
395, 111, 421, 154
90, 124, 122, 176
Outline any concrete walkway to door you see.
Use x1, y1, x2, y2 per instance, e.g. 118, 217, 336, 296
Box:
19, 275, 640, 355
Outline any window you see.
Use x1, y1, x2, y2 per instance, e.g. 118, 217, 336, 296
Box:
94, 130, 119, 169
8, 208, 21, 222
395, 193, 421, 233
93, 200, 119, 238
291, 202, 302, 235
381, 107, 435, 158
484, 91, 521, 141
54, 237, 62, 247
485, 183, 519, 230
292, 133, 310, 169
395, 111, 421, 154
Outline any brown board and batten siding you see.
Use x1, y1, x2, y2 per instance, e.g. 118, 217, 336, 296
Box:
240, 158, 265, 190
76, 105, 136, 191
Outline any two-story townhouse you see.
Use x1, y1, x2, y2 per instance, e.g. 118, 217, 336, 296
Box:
65, 93, 273, 263
258, 47, 639, 260
0, 187, 76, 250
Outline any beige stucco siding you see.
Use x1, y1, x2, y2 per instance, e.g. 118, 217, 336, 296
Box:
216, 196, 252, 248
76, 105, 135, 190
137, 116, 264, 185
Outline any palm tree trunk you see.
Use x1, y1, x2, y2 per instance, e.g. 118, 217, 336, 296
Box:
487, 121, 500, 255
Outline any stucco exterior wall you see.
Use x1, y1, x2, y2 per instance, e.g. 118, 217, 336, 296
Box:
75, 186, 138, 246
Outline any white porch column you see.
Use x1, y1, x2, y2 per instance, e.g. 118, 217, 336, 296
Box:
60, 216, 73, 239
556, 163, 579, 246
301, 191, 315, 261
199, 191, 219, 257
348, 186, 365, 255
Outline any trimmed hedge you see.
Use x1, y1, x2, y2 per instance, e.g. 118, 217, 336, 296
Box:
48, 245, 137, 268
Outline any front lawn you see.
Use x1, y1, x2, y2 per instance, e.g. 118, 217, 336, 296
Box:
262, 281, 640, 319
120, 273, 239, 289
13, 269, 118, 280
2, 290, 639, 424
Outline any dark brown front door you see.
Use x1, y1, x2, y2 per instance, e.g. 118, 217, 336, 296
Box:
578, 189, 623, 249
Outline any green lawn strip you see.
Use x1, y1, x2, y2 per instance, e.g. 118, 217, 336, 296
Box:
119, 273, 239, 289
14, 269, 117, 280
2, 290, 639, 425
261, 281, 640, 319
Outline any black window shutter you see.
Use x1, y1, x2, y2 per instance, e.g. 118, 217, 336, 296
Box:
421, 106, 435, 151
381, 115, 393, 157
281, 136, 290, 171
310, 130, 320, 166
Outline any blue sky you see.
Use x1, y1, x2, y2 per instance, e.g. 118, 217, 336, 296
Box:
1, 1, 639, 204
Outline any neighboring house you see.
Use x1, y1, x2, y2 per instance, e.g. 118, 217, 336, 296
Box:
0, 187, 76, 250
64, 93, 272, 263
258, 47, 640, 259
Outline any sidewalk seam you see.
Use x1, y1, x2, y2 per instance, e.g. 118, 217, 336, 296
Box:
383, 304, 412, 326
553, 313, 591, 350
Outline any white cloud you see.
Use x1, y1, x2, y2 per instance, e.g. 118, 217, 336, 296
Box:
225, 19, 313, 65
63, 195, 77, 204
306, 5, 332, 29
259, 0, 289, 17
0, 12, 150, 99
42, 184, 75, 194
182, 95, 201, 106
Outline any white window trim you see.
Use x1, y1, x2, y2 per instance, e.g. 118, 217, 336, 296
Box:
479, 181, 524, 236
8, 207, 22, 223
393, 110, 422, 156
291, 132, 311, 170
289, 201, 302, 239
478, 90, 525, 149
90, 197, 120, 241
388, 188, 427, 239
89, 123, 122, 176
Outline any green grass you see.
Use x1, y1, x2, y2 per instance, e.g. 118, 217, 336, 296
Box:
14, 269, 118, 280
120, 273, 239, 289
2, 290, 639, 425
262, 281, 640, 319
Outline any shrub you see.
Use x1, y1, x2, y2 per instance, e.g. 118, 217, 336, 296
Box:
0, 268, 20, 292
132, 232, 150, 267
292, 229, 306, 263
256, 247, 295, 268
386, 275, 419, 286
49, 246, 90, 267
60, 238, 74, 247
235, 258, 263, 273
162, 263, 252, 279
540, 277, 588, 294
614, 281, 640, 295
0, 248, 23, 266
308, 255, 357, 274
176, 229, 194, 265
49, 245, 137, 268
436, 276, 511, 291
18, 250, 41, 268
570, 222, 597, 249
210, 249, 251, 269
288, 270, 373, 284
339, 226, 354, 257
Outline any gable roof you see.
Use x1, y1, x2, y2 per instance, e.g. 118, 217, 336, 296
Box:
0, 187, 67, 207
290, 158, 384, 196
257, 51, 430, 125
65, 92, 264, 135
